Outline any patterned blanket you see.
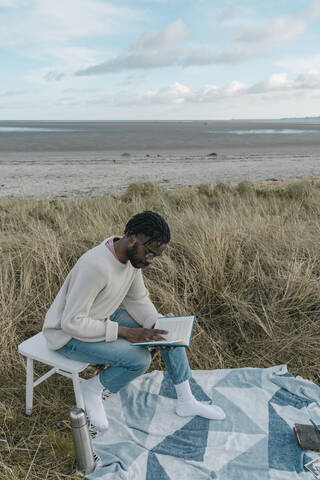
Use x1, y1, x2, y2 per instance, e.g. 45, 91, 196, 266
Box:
87, 365, 320, 479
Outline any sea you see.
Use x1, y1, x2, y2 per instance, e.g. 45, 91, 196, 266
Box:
0, 119, 319, 197
0, 119, 320, 157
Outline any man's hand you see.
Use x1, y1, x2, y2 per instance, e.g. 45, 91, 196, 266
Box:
151, 322, 174, 350
118, 326, 168, 343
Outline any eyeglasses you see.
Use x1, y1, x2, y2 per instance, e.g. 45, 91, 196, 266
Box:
138, 238, 163, 259
143, 244, 159, 259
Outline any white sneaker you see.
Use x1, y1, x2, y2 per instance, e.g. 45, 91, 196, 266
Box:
80, 375, 109, 431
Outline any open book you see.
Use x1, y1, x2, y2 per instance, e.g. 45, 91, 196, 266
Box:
305, 457, 320, 479
131, 315, 196, 347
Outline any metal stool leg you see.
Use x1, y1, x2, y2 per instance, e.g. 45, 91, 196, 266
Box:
26, 357, 34, 415
72, 373, 85, 410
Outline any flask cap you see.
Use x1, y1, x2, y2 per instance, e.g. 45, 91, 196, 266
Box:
70, 408, 87, 428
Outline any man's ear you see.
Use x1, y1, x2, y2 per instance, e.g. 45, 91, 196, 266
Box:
128, 233, 136, 246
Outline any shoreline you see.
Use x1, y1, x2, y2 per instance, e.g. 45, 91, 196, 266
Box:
1, 151, 320, 199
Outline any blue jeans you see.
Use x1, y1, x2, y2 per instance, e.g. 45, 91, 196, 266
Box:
57, 308, 191, 393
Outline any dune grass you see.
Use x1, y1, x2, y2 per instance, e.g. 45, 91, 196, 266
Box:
1, 178, 320, 478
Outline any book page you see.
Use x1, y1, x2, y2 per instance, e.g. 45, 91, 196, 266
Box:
154, 316, 193, 343
132, 315, 194, 346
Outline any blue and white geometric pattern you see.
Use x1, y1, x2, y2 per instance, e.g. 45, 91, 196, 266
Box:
87, 366, 320, 479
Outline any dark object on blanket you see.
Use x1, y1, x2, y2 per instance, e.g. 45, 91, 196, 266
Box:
293, 424, 320, 451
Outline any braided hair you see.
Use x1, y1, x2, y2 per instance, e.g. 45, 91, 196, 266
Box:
124, 211, 171, 245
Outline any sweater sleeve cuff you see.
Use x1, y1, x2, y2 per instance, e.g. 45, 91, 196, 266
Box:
105, 319, 118, 342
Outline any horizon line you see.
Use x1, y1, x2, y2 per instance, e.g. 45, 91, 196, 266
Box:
0, 116, 320, 122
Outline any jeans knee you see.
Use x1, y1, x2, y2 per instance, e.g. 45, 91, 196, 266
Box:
132, 348, 152, 373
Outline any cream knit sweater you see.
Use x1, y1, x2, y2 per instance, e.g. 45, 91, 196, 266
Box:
42, 237, 159, 350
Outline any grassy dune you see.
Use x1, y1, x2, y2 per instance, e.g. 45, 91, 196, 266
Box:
1, 179, 320, 478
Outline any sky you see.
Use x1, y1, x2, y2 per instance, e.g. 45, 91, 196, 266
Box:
0, 0, 320, 120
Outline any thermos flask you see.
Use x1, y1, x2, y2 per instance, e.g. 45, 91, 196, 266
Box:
70, 408, 96, 475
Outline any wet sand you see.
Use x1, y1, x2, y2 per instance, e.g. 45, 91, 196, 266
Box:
1, 149, 320, 198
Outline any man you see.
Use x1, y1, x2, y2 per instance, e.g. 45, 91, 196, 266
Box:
43, 211, 225, 430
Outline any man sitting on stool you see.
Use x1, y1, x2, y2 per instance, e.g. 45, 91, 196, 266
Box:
43, 211, 226, 430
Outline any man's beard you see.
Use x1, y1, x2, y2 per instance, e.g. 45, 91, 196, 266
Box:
127, 242, 148, 269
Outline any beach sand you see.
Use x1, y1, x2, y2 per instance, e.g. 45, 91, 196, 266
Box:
1, 150, 320, 198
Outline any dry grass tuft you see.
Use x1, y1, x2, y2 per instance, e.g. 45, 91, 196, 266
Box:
1, 179, 320, 478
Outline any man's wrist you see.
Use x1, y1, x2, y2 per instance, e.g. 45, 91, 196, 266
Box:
118, 326, 129, 339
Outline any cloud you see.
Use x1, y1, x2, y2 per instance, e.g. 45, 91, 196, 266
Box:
0, 0, 136, 46
26, 47, 106, 85
216, 3, 252, 23
232, 0, 320, 45
222, 80, 248, 96
248, 73, 291, 93
183, 46, 264, 65
273, 55, 320, 91
76, 17, 265, 77
295, 72, 320, 89
233, 15, 306, 44
246, 72, 320, 94
84, 82, 194, 106
149, 82, 193, 104
0, 89, 25, 97
306, 0, 320, 19
76, 45, 264, 76
82, 82, 218, 106
131, 19, 188, 50
276, 55, 320, 75
76, 46, 264, 75
43, 71, 65, 82
1, 1, 139, 90
76, 50, 178, 75
76, 20, 189, 75
79, 71, 320, 108
26, 67, 66, 85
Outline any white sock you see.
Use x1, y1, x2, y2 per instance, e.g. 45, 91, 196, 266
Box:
175, 380, 226, 420
80, 375, 109, 430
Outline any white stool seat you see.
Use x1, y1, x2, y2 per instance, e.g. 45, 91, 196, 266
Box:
18, 332, 90, 415
19, 332, 88, 373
